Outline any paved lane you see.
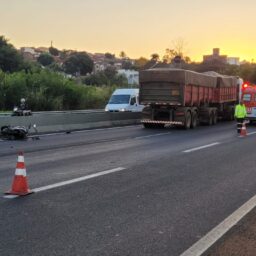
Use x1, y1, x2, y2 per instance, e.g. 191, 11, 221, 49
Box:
0, 122, 256, 255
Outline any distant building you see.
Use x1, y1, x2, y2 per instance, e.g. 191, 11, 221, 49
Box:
227, 57, 240, 65
203, 48, 227, 64
20, 47, 40, 61
20, 46, 51, 62
36, 47, 49, 53
94, 62, 107, 73
118, 69, 139, 85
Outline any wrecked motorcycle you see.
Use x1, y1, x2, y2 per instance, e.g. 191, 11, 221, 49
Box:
0, 125, 29, 140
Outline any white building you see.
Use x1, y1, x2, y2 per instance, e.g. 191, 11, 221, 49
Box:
118, 69, 139, 85
227, 57, 240, 65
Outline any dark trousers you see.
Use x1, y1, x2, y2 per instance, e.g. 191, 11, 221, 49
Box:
236, 118, 244, 134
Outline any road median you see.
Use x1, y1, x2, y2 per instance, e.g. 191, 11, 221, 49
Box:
0, 111, 141, 134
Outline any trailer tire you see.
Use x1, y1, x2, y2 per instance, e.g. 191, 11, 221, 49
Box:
213, 111, 218, 125
143, 123, 152, 129
191, 112, 198, 129
208, 113, 213, 126
155, 124, 165, 129
184, 111, 192, 129
151, 123, 165, 129
228, 112, 234, 121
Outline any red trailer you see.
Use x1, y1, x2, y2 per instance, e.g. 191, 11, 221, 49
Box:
139, 69, 239, 129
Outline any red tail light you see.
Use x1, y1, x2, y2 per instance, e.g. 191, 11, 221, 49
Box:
243, 83, 248, 89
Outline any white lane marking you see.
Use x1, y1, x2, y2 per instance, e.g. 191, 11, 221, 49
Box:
247, 131, 256, 136
135, 132, 172, 139
3, 195, 19, 199
33, 167, 126, 193
183, 142, 220, 153
180, 194, 256, 256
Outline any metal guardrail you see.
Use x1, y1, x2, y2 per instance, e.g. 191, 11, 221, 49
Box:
0, 111, 141, 134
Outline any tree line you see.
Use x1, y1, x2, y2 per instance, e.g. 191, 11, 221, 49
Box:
2, 35, 256, 111
0, 36, 128, 111
0, 69, 117, 111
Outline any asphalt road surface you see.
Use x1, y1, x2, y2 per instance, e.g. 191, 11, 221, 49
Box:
1, 122, 256, 256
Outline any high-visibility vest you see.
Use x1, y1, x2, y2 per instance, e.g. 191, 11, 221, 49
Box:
235, 104, 247, 118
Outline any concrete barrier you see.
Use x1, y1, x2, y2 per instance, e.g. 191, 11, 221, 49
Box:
0, 111, 141, 134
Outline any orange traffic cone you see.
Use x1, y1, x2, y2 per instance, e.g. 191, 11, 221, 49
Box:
240, 122, 247, 137
5, 152, 33, 196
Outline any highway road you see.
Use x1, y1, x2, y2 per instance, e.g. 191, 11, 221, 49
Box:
1, 122, 256, 256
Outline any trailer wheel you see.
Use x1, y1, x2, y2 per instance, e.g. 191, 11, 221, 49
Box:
227, 111, 234, 121
184, 111, 192, 129
151, 123, 165, 129
155, 124, 165, 129
207, 113, 213, 126
212, 111, 218, 125
191, 112, 198, 129
143, 123, 152, 129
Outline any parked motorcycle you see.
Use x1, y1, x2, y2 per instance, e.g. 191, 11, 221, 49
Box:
12, 106, 32, 116
12, 98, 32, 116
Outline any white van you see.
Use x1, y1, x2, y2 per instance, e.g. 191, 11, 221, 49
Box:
105, 88, 144, 112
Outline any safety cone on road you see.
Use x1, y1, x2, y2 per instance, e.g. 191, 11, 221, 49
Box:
5, 151, 33, 196
240, 122, 247, 137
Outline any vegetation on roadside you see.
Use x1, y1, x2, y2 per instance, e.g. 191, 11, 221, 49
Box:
0, 36, 128, 111
0, 69, 120, 111
2, 35, 256, 111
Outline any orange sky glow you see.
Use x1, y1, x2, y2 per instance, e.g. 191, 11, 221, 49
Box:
1, 0, 256, 62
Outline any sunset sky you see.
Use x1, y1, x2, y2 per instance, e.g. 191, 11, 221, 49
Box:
1, 0, 256, 61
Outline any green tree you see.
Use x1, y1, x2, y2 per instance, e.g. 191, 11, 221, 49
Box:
134, 57, 148, 70
0, 36, 23, 72
37, 53, 54, 66
49, 46, 59, 56
105, 53, 115, 59
122, 60, 133, 70
83, 67, 128, 87
163, 38, 191, 64
163, 49, 177, 63
150, 53, 160, 62
119, 51, 127, 59
63, 52, 94, 76
104, 66, 117, 80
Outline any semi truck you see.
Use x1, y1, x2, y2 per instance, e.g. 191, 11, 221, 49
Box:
139, 68, 241, 129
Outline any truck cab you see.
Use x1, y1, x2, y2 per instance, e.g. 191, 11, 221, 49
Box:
105, 88, 144, 112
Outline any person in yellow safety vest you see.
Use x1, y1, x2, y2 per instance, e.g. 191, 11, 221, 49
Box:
234, 100, 247, 134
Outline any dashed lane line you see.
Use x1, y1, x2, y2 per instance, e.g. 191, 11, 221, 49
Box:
182, 142, 220, 153
135, 132, 172, 139
34, 167, 125, 193
247, 131, 256, 136
3, 167, 126, 199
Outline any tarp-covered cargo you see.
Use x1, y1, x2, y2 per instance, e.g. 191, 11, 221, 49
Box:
139, 68, 239, 106
203, 71, 237, 87
140, 68, 217, 88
